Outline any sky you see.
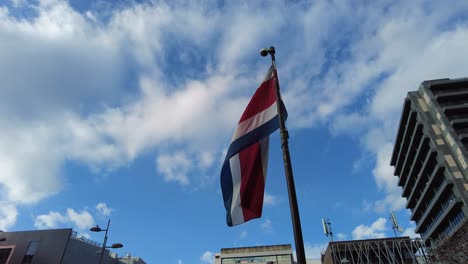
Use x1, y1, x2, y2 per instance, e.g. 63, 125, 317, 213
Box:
1, 0, 468, 263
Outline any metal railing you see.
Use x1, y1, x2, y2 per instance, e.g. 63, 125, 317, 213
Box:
71, 230, 102, 247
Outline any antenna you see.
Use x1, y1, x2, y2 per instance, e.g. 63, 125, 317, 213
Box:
390, 210, 403, 237
322, 218, 328, 235
322, 218, 333, 242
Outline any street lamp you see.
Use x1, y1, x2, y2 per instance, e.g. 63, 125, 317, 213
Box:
90, 220, 123, 264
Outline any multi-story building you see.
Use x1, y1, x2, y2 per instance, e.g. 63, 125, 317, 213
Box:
391, 78, 468, 242
214, 244, 294, 264
0, 228, 146, 263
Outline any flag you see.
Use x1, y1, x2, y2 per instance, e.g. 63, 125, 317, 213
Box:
220, 67, 285, 226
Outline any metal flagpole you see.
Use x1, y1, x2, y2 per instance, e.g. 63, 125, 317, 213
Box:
260, 46, 306, 264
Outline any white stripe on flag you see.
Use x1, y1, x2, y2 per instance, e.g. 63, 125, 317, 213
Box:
229, 153, 244, 225
231, 102, 278, 142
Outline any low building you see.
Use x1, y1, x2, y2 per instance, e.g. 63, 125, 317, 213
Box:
0, 228, 146, 264
321, 236, 429, 264
215, 244, 294, 264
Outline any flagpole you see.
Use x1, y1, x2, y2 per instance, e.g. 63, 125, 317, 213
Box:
261, 46, 306, 264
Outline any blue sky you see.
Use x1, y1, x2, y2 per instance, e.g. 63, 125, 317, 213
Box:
1, 0, 468, 263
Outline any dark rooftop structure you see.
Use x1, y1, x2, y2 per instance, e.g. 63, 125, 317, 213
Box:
321, 236, 428, 264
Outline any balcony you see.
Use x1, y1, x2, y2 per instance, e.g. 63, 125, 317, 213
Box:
407, 165, 442, 209
399, 137, 429, 187
436, 90, 468, 107
398, 125, 424, 187
419, 197, 462, 240
411, 176, 449, 222
415, 190, 455, 234
402, 149, 435, 198
394, 111, 417, 175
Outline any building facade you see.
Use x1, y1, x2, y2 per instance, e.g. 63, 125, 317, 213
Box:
215, 244, 294, 264
391, 78, 468, 242
0, 229, 72, 263
0, 228, 146, 264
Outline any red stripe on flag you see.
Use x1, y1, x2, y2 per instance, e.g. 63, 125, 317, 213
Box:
239, 77, 276, 123
238, 142, 265, 222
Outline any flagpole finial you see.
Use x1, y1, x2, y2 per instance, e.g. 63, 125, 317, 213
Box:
260, 46, 275, 57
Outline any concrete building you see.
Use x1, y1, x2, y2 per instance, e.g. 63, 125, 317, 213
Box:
321, 236, 428, 264
215, 244, 294, 264
391, 78, 468, 242
0, 228, 146, 264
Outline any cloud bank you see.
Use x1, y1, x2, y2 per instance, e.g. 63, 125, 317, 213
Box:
0, 0, 467, 230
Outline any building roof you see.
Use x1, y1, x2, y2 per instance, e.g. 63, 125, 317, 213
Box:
220, 244, 292, 254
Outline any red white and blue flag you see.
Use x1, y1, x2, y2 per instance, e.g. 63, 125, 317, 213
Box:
221, 67, 285, 226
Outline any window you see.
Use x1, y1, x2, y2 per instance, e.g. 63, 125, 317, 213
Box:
21, 241, 39, 264
0, 246, 15, 264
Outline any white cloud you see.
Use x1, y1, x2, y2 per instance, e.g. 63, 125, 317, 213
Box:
9, 0, 27, 8
304, 242, 328, 260
96, 203, 113, 216
198, 151, 215, 169
352, 217, 388, 240
372, 144, 398, 193
362, 200, 373, 212
34, 211, 67, 229
0, 120, 63, 204
331, 113, 368, 136
370, 26, 468, 121
239, 231, 247, 239
336, 233, 348, 241
0, 202, 18, 231
401, 222, 419, 238
369, 144, 406, 213
0, 0, 468, 230
260, 218, 273, 233
66, 209, 94, 230
372, 191, 406, 214
0, 0, 247, 226
156, 152, 192, 186
200, 251, 214, 264
315, 1, 468, 215
263, 193, 277, 206
34, 208, 95, 231
178, 260, 182, 264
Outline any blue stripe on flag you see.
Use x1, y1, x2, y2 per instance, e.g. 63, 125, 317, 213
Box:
221, 115, 280, 226
220, 161, 234, 226
224, 115, 279, 162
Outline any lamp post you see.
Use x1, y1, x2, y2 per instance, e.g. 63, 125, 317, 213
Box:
90, 220, 123, 264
